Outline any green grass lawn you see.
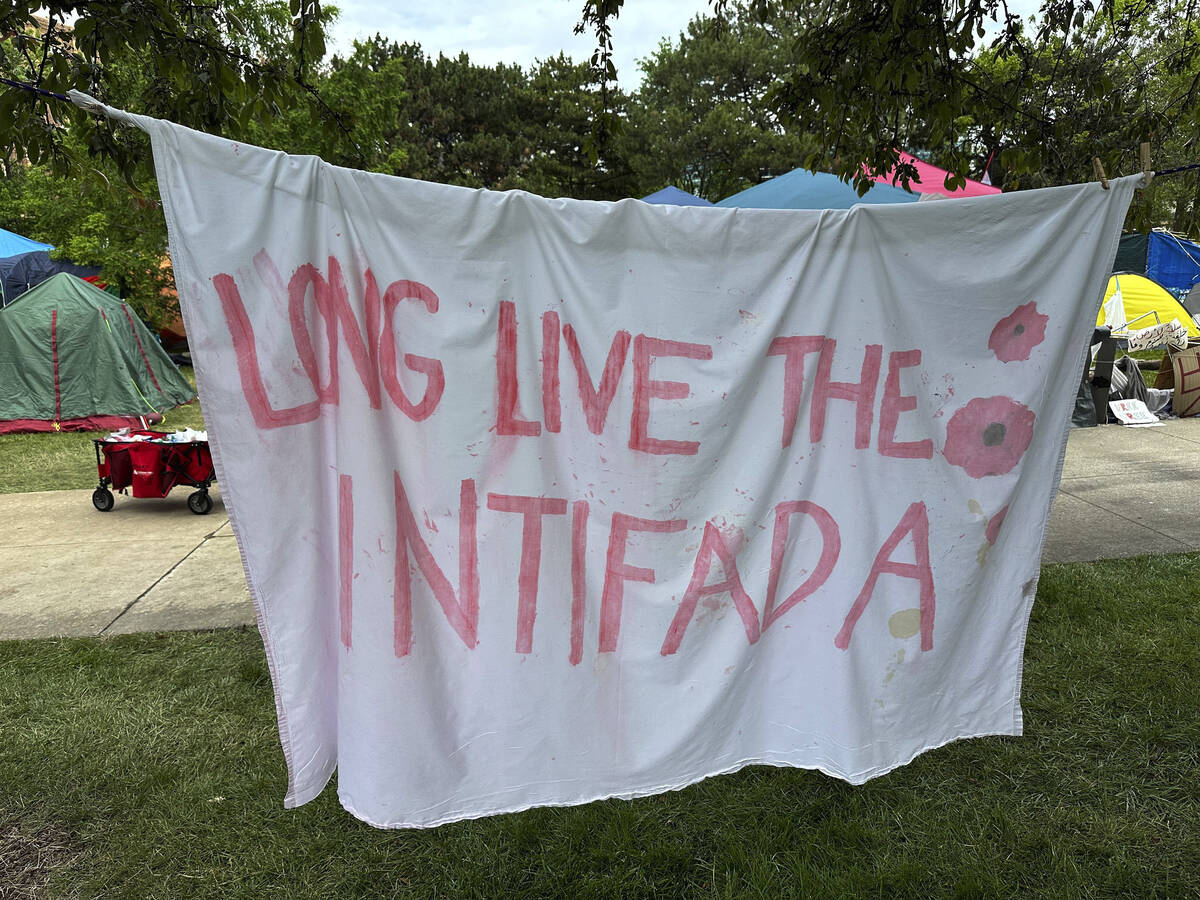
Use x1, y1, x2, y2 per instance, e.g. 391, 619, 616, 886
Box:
1, 553, 1197, 898
0, 368, 206, 494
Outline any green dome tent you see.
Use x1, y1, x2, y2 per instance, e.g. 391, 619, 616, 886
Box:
0, 273, 195, 433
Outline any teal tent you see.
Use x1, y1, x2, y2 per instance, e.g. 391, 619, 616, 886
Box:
717, 167, 921, 209
0, 227, 53, 258
0, 273, 195, 433
641, 186, 714, 207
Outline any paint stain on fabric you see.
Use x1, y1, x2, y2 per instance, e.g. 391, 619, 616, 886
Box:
930, 374, 956, 418
696, 596, 730, 627
711, 517, 747, 556
985, 505, 1009, 545
888, 608, 921, 639
883, 648, 906, 685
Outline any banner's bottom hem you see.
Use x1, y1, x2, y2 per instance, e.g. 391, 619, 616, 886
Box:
331, 724, 1024, 830
284, 767, 336, 809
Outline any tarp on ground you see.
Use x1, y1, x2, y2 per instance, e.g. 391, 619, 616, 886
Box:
0, 227, 53, 258
0, 272, 195, 433
868, 152, 1001, 199
716, 167, 921, 209
1098, 273, 1200, 337
0, 250, 103, 306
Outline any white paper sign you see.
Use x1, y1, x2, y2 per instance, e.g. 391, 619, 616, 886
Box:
80, 96, 1136, 828
1109, 398, 1164, 426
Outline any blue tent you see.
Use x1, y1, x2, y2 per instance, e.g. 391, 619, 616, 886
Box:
0, 251, 102, 307
640, 186, 714, 207
1146, 232, 1200, 295
1112, 231, 1200, 296
716, 168, 921, 209
0, 227, 53, 258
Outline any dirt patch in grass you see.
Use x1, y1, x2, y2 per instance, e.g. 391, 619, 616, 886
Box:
0, 820, 81, 899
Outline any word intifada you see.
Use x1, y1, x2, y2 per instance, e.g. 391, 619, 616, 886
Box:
213, 255, 933, 459
335, 472, 935, 663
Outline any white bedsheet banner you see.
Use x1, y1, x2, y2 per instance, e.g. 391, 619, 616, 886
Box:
79, 96, 1137, 828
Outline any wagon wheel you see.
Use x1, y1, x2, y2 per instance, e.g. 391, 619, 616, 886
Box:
187, 490, 213, 515
92, 487, 115, 512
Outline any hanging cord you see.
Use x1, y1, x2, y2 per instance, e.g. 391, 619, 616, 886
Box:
1163, 230, 1200, 270
129, 376, 163, 417
1151, 162, 1200, 179
13, 72, 1199, 188
0, 76, 68, 102
9, 75, 368, 169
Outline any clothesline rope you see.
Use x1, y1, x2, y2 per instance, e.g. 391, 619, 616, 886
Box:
0, 76, 69, 102
1153, 162, 1200, 178
3, 75, 1199, 182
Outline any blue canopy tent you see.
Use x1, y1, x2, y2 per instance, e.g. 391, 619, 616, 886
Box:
640, 186, 715, 207
716, 168, 921, 209
0, 227, 53, 259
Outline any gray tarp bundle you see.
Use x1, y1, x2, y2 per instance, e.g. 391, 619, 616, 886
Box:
1074, 329, 1169, 428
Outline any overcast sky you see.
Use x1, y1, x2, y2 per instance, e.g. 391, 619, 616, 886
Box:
325, 1, 1045, 92
326, 0, 714, 89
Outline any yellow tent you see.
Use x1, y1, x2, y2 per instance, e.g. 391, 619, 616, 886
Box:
1098, 273, 1200, 338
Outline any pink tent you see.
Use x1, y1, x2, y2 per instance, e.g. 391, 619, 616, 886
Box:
868, 152, 1000, 198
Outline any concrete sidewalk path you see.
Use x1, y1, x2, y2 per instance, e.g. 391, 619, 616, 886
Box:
0, 487, 252, 640
2, 419, 1199, 641
1045, 418, 1200, 562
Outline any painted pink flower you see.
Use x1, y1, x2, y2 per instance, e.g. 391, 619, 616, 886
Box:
985, 505, 1009, 545
988, 302, 1048, 362
943, 397, 1035, 478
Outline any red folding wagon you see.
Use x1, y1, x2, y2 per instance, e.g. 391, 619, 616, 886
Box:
92, 431, 216, 514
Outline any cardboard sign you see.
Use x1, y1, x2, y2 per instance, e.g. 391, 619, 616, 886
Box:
1109, 398, 1164, 426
